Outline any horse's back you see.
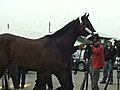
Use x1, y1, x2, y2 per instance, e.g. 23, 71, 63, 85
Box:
0, 33, 49, 70
0, 33, 67, 72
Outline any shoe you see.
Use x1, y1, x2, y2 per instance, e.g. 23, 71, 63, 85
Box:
100, 80, 106, 84
109, 82, 113, 85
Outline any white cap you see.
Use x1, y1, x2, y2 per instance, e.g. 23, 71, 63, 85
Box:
108, 39, 115, 45
108, 40, 112, 42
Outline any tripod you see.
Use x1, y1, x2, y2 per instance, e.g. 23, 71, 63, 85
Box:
74, 45, 92, 90
80, 45, 92, 90
80, 57, 91, 90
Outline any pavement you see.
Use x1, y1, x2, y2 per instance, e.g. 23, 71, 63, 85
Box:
0, 70, 119, 90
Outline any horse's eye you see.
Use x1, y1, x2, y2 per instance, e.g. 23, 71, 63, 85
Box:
80, 22, 83, 25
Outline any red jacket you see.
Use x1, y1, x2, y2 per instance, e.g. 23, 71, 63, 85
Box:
91, 44, 105, 68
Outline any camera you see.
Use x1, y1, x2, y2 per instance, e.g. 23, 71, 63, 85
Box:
84, 44, 92, 60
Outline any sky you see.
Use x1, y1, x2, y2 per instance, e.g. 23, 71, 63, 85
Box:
0, 0, 120, 38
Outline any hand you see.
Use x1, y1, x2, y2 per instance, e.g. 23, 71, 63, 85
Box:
74, 71, 77, 75
78, 44, 85, 49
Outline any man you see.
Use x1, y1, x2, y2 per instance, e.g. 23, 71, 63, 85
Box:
100, 40, 116, 85
91, 38, 105, 90
18, 66, 27, 89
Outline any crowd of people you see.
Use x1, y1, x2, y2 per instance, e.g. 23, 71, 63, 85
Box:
80, 37, 116, 90
80, 38, 116, 90
68, 36, 116, 90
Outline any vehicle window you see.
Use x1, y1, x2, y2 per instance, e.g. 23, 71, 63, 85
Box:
72, 50, 85, 60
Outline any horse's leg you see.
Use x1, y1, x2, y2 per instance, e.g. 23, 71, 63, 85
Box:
33, 72, 49, 90
46, 75, 53, 90
33, 80, 46, 90
55, 70, 69, 90
33, 72, 46, 90
0, 53, 9, 78
0, 60, 9, 89
0, 66, 5, 78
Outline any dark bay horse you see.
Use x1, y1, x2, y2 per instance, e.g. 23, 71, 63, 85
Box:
0, 13, 96, 90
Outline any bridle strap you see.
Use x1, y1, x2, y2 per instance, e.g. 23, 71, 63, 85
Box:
85, 34, 92, 39
85, 27, 93, 34
79, 17, 83, 24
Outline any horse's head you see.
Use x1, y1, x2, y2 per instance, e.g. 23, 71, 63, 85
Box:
77, 13, 98, 43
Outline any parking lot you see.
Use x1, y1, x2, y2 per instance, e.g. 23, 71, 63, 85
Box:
0, 70, 119, 90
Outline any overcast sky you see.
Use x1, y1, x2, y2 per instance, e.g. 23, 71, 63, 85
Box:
0, 0, 120, 38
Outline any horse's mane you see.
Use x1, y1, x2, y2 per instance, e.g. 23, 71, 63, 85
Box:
44, 18, 79, 39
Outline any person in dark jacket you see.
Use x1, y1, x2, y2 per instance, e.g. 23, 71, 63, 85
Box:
100, 40, 116, 85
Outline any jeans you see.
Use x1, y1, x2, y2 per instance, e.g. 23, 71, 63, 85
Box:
102, 61, 113, 83
91, 68, 100, 90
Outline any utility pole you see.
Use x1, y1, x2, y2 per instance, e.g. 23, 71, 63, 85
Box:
7, 23, 9, 29
49, 22, 51, 33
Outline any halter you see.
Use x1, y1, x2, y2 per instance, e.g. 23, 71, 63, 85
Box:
79, 17, 98, 40
85, 31, 98, 39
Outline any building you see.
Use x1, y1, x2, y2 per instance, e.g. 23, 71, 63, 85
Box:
77, 32, 117, 47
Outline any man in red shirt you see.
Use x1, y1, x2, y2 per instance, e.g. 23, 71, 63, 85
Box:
91, 38, 105, 90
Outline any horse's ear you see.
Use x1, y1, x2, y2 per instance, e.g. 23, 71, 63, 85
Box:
86, 13, 89, 18
83, 13, 87, 17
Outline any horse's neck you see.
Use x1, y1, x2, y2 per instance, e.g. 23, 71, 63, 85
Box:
55, 29, 78, 50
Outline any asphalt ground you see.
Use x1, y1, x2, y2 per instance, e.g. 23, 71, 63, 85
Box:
0, 70, 119, 90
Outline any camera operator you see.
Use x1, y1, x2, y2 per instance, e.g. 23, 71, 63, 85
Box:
100, 39, 116, 85
90, 37, 105, 90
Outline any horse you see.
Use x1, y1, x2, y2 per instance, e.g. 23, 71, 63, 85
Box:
0, 13, 96, 90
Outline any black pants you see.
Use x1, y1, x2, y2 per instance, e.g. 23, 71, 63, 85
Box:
18, 66, 27, 87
